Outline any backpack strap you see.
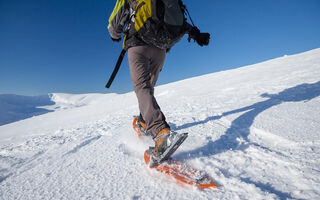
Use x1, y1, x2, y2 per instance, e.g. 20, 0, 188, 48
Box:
123, 0, 144, 48
106, 49, 127, 88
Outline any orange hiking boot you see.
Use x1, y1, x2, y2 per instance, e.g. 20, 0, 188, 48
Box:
150, 128, 188, 167
152, 128, 171, 157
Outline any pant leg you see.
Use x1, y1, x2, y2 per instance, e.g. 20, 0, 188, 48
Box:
128, 46, 169, 137
149, 49, 164, 88
138, 47, 164, 124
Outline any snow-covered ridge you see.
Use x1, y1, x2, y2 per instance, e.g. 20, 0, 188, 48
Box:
48, 93, 117, 110
0, 92, 122, 126
0, 94, 54, 126
0, 48, 320, 199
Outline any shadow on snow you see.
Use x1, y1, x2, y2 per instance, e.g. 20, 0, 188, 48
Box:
174, 81, 320, 158
173, 81, 320, 199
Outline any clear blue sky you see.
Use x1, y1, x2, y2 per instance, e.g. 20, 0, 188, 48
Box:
1, 0, 319, 95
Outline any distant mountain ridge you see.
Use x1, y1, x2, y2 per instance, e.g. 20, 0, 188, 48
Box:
0, 94, 55, 126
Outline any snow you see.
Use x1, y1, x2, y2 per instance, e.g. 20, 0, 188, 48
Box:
1, 48, 320, 199
0, 94, 55, 126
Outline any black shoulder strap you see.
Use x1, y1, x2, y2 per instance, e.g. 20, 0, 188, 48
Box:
105, 49, 127, 88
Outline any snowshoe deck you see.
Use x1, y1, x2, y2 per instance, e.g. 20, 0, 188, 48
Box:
144, 150, 218, 189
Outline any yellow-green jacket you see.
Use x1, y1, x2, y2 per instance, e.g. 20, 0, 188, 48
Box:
108, 0, 146, 49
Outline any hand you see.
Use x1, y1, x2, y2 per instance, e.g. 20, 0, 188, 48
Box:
111, 37, 121, 42
188, 26, 210, 46
188, 26, 200, 42
196, 32, 210, 46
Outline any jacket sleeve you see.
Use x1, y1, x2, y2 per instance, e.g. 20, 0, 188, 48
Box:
184, 21, 194, 34
108, 0, 130, 40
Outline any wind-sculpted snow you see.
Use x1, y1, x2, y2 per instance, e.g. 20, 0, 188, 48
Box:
0, 48, 320, 199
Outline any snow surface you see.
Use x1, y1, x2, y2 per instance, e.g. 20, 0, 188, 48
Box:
1, 48, 320, 199
0, 94, 54, 126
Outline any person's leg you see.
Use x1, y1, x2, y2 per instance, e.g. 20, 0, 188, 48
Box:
149, 49, 164, 88
138, 45, 167, 125
128, 46, 170, 138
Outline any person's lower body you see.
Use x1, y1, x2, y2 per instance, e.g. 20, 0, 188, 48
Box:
128, 45, 170, 138
128, 45, 189, 162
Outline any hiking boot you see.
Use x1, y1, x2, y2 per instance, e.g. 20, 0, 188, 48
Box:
152, 128, 172, 157
149, 129, 188, 166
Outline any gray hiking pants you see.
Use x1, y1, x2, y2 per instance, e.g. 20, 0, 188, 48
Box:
128, 46, 170, 137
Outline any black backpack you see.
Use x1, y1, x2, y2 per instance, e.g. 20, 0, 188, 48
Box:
126, 0, 187, 49
106, 0, 190, 88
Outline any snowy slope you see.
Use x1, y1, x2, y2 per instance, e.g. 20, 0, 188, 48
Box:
0, 94, 54, 126
1, 48, 320, 199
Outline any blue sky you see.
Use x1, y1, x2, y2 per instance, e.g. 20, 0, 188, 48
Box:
0, 0, 319, 95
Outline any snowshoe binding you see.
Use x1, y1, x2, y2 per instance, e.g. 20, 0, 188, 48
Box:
145, 130, 188, 167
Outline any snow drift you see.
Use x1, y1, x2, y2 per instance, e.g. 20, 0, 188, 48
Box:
0, 48, 320, 199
